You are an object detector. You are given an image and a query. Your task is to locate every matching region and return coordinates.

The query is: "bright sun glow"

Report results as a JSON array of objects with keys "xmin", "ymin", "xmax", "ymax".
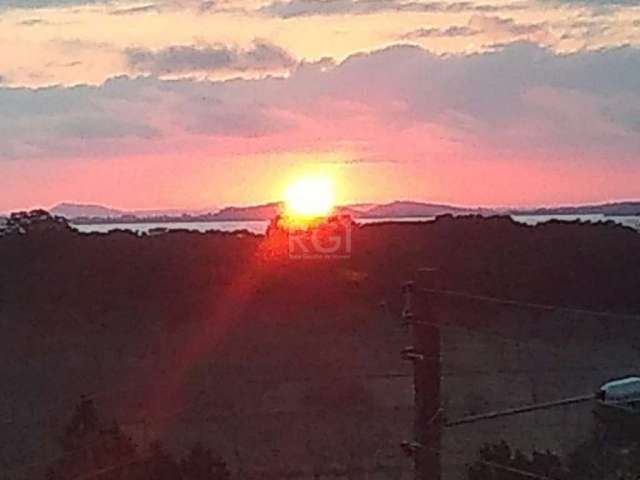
[{"xmin": 283, "ymin": 176, "xmax": 336, "ymax": 219}]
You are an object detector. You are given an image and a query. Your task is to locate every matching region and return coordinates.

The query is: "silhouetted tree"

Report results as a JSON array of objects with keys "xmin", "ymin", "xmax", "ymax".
[
  {"xmin": 469, "ymin": 421, "xmax": 640, "ymax": 480},
  {"xmin": 566, "ymin": 424, "xmax": 640, "ymax": 480},
  {"xmin": 44, "ymin": 398, "xmax": 231, "ymax": 480},
  {"xmin": 143, "ymin": 441, "xmax": 181, "ymax": 480},
  {"xmin": 46, "ymin": 397, "xmax": 137, "ymax": 480},
  {"xmin": 61, "ymin": 396, "xmax": 101, "ymax": 452},
  {"xmin": 181, "ymin": 442, "xmax": 231, "ymax": 480},
  {"xmin": 6, "ymin": 210, "xmax": 71, "ymax": 236},
  {"xmin": 468, "ymin": 440, "xmax": 569, "ymax": 480}
]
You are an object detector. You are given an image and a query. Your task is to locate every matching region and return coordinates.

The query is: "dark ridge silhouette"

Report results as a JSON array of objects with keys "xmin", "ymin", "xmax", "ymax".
[
  {"xmin": 517, "ymin": 201, "xmax": 640, "ymax": 216},
  {"xmin": 363, "ymin": 200, "xmax": 478, "ymax": 218},
  {"xmin": 45, "ymin": 199, "xmax": 640, "ymax": 225},
  {"xmin": 2, "ymin": 211, "xmax": 640, "ymax": 325}
]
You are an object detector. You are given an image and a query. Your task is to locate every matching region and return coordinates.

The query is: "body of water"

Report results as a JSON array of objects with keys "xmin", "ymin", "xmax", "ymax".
[
  {"xmin": 72, "ymin": 220, "xmax": 271, "ymax": 235},
  {"xmin": 71, "ymin": 214, "xmax": 640, "ymax": 235}
]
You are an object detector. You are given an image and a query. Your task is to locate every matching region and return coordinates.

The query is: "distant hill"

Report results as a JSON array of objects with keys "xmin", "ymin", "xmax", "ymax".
[
  {"xmin": 344, "ymin": 203, "xmax": 379, "ymax": 213},
  {"xmin": 45, "ymin": 200, "xmax": 640, "ymax": 223},
  {"xmin": 362, "ymin": 201, "xmax": 477, "ymax": 218},
  {"xmin": 210, "ymin": 203, "xmax": 366, "ymax": 221},
  {"xmin": 516, "ymin": 202, "xmax": 640, "ymax": 216},
  {"xmin": 51, "ymin": 203, "xmax": 217, "ymax": 219},
  {"xmin": 51, "ymin": 203, "xmax": 124, "ymax": 219},
  {"xmin": 213, "ymin": 203, "xmax": 282, "ymax": 221},
  {"xmin": 209, "ymin": 202, "xmax": 472, "ymax": 221}
]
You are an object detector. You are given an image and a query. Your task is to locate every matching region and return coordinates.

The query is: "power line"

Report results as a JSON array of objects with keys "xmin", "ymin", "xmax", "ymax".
[
  {"xmin": 3, "ymin": 420, "xmax": 148, "ymax": 477},
  {"xmin": 2, "ymin": 371, "xmax": 413, "ymax": 435},
  {"xmin": 70, "ymin": 456, "xmax": 147, "ymax": 480},
  {"xmin": 4, "ymin": 370, "xmax": 415, "ymax": 477},
  {"xmin": 9, "ymin": 287, "xmax": 636, "ymax": 479},
  {"xmin": 444, "ymin": 394, "xmax": 596, "ymax": 427},
  {"xmin": 411, "ymin": 317, "xmax": 607, "ymax": 370},
  {"xmin": 418, "ymin": 287, "xmax": 640, "ymax": 321},
  {"xmin": 402, "ymin": 283, "xmax": 619, "ymax": 480}
]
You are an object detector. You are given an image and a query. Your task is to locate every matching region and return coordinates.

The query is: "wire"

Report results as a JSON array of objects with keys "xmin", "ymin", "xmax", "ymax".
[
  {"xmin": 409, "ymin": 312, "xmax": 640, "ymax": 383},
  {"xmin": 418, "ymin": 287, "xmax": 640, "ymax": 320},
  {"xmin": 2, "ymin": 371, "xmax": 413, "ymax": 436},
  {"xmin": 10, "ymin": 287, "xmax": 637, "ymax": 478},
  {"xmin": 4, "ymin": 370, "xmax": 415, "ymax": 477},
  {"xmin": 411, "ymin": 317, "xmax": 596, "ymax": 367},
  {"xmin": 444, "ymin": 394, "xmax": 596, "ymax": 427},
  {"xmin": 402, "ymin": 287, "xmax": 627, "ymax": 479},
  {"xmin": 3, "ymin": 422, "xmax": 146, "ymax": 477},
  {"xmin": 404, "ymin": 287, "xmax": 640, "ymax": 402},
  {"xmin": 70, "ymin": 457, "xmax": 147, "ymax": 480}
]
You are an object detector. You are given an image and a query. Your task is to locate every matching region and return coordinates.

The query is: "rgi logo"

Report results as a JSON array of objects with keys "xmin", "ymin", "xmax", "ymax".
[{"xmin": 288, "ymin": 216, "xmax": 352, "ymax": 259}]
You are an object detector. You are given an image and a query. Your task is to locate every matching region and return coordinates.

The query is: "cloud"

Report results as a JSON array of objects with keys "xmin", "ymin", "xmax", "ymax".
[
  {"xmin": 1, "ymin": 42, "xmax": 639, "ymax": 170},
  {"xmin": 468, "ymin": 14, "xmax": 547, "ymax": 39},
  {"xmin": 18, "ymin": 18, "xmax": 48, "ymax": 25},
  {"xmin": 125, "ymin": 41, "xmax": 297, "ymax": 76},
  {"xmin": 0, "ymin": 0, "xmax": 246, "ymax": 14},
  {"xmin": 402, "ymin": 15, "xmax": 548, "ymax": 44},
  {"xmin": 550, "ymin": 0, "xmax": 639, "ymax": 4},
  {"xmin": 110, "ymin": 3, "xmax": 159, "ymax": 15},
  {"xmin": 0, "ymin": 78, "xmax": 161, "ymax": 159},
  {"xmin": 260, "ymin": 0, "xmax": 525, "ymax": 18},
  {"xmin": 0, "ymin": 0, "xmax": 105, "ymax": 9},
  {"xmin": 402, "ymin": 25, "xmax": 477, "ymax": 39}
]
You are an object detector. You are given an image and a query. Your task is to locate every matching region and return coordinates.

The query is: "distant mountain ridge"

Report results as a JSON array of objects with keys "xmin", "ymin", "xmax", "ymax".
[
  {"xmin": 364, "ymin": 200, "xmax": 481, "ymax": 218},
  {"xmin": 50, "ymin": 203, "xmax": 217, "ymax": 220},
  {"xmin": 516, "ymin": 202, "xmax": 640, "ymax": 216},
  {"xmin": 50, "ymin": 200, "xmax": 478, "ymax": 223},
  {"xmin": 214, "ymin": 203, "xmax": 281, "ymax": 221},
  {"xmin": 47, "ymin": 200, "xmax": 640, "ymax": 224},
  {"xmin": 51, "ymin": 203, "xmax": 125, "ymax": 218}
]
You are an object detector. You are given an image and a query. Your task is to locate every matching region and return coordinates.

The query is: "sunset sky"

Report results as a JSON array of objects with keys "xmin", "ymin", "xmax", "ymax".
[{"xmin": 1, "ymin": 0, "xmax": 640, "ymax": 212}]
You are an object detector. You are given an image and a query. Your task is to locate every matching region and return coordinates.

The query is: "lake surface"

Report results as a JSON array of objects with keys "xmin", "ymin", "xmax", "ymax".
[
  {"xmin": 72, "ymin": 214, "xmax": 640, "ymax": 235},
  {"xmin": 73, "ymin": 220, "xmax": 271, "ymax": 235}
]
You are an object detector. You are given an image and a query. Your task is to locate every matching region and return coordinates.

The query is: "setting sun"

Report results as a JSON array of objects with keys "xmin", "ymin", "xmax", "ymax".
[{"xmin": 283, "ymin": 176, "xmax": 336, "ymax": 219}]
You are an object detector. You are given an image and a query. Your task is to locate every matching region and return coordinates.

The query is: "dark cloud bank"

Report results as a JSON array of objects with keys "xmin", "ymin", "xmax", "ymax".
[{"xmin": 125, "ymin": 41, "xmax": 297, "ymax": 75}]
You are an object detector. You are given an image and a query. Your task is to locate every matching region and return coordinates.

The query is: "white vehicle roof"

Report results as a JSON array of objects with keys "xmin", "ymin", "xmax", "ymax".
[{"xmin": 600, "ymin": 377, "xmax": 640, "ymax": 401}]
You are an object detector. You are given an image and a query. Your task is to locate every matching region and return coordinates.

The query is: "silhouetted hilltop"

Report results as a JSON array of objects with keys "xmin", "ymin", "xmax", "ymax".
[
  {"xmin": 363, "ymin": 201, "xmax": 478, "ymax": 218},
  {"xmin": 51, "ymin": 202, "xmax": 125, "ymax": 219},
  {"xmin": 50, "ymin": 202, "xmax": 218, "ymax": 222},
  {"xmin": 213, "ymin": 202, "xmax": 282, "ymax": 221},
  {"xmin": 516, "ymin": 201, "xmax": 640, "ymax": 216},
  {"xmin": 49, "ymin": 200, "xmax": 484, "ymax": 223},
  {"xmin": 44, "ymin": 200, "xmax": 640, "ymax": 225}
]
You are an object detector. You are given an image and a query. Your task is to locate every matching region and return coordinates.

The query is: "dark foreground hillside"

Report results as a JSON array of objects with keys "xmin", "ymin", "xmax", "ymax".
[
  {"xmin": 3, "ymin": 215, "xmax": 640, "ymax": 317},
  {"xmin": 1, "ymin": 215, "xmax": 639, "ymax": 479}
]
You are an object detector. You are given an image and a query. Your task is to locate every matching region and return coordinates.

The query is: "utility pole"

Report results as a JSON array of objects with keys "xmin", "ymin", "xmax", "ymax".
[{"xmin": 401, "ymin": 281, "xmax": 441, "ymax": 480}]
